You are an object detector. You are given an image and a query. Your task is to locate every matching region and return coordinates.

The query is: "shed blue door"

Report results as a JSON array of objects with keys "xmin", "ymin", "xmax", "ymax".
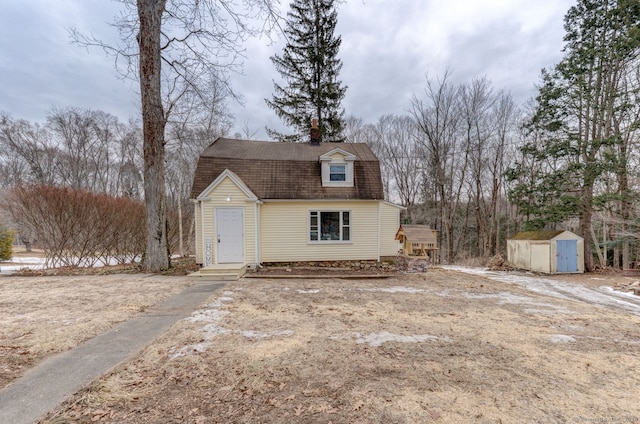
[{"xmin": 556, "ymin": 240, "xmax": 578, "ymax": 272}]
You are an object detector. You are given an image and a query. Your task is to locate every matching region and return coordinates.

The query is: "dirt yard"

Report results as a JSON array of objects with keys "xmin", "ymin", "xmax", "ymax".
[
  {"xmin": 19, "ymin": 268, "xmax": 638, "ymax": 423},
  {"xmin": 0, "ymin": 274, "xmax": 191, "ymax": 389}
]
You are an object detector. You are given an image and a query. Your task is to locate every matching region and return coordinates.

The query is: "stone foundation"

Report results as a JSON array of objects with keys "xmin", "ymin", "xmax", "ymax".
[
  {"xmin": 261, "ymin": 260, "xmax": 396, "ymax": 272},
  {"xmin": 396, "ymin": 255, "xmax": 429, "ymax": 273}
]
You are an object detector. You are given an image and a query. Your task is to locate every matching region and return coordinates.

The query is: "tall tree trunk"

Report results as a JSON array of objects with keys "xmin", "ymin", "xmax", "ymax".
[
  {"xmin": 590, "ymin": 224, "xmax": 605, "ymax": 268},
  {"xmin": 618, "ymin": 142, "xmax": 631, "ymax": 270},
  {"xmin": 580, "ymin": 185, "xmax": 594, "ymax": 272},
  {"xmin": 178, "ymin": 199, "xmax": 184, "ymax": 257},
  {"xmin": 138, "ymin": 0, "xmax": 169, "ymax": 271}
]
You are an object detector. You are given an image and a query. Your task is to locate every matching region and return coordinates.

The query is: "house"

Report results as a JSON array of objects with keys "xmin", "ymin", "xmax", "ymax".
[
  {"xmin": 507, "ymin": 230, "xmax": 584, "ymax": 274},
  {"xmin": 189, "ymin": 137, "xmax": 402, "ymax": 279}
]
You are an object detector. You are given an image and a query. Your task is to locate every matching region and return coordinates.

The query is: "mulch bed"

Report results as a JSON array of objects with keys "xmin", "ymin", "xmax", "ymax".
[
  {"xmin": 247, "ymin": 262, "xmax": 400, "ymax": 279},
  {"xmin": 7, "ymin": 257, "xmax": 201, "ymax": 277}
]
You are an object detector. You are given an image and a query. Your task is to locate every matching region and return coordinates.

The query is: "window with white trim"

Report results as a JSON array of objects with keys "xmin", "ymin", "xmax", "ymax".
[
  {"xmin": 320, "ymin": 149, "xmax": 355, "ymax": 187},
  {"xmin": 309, "ymin": 210, "xmax": 351, "ymax": 242}
]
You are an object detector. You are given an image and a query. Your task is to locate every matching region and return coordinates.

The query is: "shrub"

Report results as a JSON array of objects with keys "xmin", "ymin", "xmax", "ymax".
[
  {"xmin": 6, "ymin": 185, "xmax": 145, "ymax": 267},
  {"xmin": 0, "ymin": 226, "xmax": 15, "ymax": 261}
]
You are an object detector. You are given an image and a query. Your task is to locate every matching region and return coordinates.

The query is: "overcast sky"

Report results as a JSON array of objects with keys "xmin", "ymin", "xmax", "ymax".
[{"xmin": 0, "ymin": 0, "xmax": 575, "ymax": 139}]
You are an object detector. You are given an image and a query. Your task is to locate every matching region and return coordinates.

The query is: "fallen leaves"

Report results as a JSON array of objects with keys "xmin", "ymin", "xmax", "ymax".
[
  {"xmin": 34, "ymin": 272, "xmax": 640, "ymax": 423},
  {"xmin": 352, "ymin": 400, "xmax": 365, "ymax": 411}
]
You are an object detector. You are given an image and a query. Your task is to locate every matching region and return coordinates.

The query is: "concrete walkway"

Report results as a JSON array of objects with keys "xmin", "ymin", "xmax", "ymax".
[{"xmin": 0, "ymin": 280, "xmax": 225, "ymax": 424}]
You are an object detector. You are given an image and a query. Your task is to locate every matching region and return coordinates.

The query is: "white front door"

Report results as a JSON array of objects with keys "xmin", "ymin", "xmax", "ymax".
[{"xmin": 216, "ymin": 208, "xmax": 244, "ymax": 263}]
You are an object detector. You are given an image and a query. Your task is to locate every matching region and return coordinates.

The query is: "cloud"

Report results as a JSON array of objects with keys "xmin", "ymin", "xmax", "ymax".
[
  {"xmin": 0, "ymin": 0, "xmax": 138, "ymax": 122},
  {"xmin": 0, "ymin": 0, "xmax": 575, "ymax": 139}
]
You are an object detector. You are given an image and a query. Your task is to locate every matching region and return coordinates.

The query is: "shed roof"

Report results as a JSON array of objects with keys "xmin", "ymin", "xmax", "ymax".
[
  {"xmin": 190, "ymin": 138, "xmax": 384, "ymax": 200},
  {"xmin": 395, "ymin": 224, "xmax": 438, "ymax": 245},
  {"xmin": 509, "ymin": 230, "xmax": 567, "ymax": 241}
]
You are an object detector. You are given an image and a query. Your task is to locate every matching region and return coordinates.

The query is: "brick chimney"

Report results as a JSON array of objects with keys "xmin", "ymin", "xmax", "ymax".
[{"xmin": 310, "ymin": 118, "xmax": 321, "ymax": 145}]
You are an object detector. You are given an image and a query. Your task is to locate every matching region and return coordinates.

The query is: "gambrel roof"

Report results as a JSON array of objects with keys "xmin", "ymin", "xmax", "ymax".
[{"xmin": 190, "ymin": 138, "xmax": 384, "ymax": 200}]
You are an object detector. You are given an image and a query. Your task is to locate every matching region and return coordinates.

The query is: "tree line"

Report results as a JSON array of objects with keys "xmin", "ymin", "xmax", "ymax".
[
  {"xmin": 2, "ymin": 0, "xmax": 639, "ymax": 271},
  {"xmin": 342, "ymin": 1, "xmax": 640, "ymax": 270},
  {"xmin": 341, "ymin": 74, "xmax": 520, "ymax": 265},
  {"xmin": 0, "ymin": 104, "xmax": 229, "ymax": 260}
]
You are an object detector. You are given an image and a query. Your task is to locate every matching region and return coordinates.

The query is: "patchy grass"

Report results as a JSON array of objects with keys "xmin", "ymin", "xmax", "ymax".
[
  {"xmin": 0, "ymin": 274, "xmax": 191, "ymax": 388},
  {"xmin": 39, "ymin": 269, "xmax": 640, "ymax": 423}
]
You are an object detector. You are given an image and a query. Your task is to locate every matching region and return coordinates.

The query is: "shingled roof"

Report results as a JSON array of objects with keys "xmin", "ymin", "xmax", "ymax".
[
  {"xmin": 190, "ymin": 138, "xmax": 384, "ymax": 200},
  {"xmin": 509, "ymin": 230, "xmax": 566, "ymax": 241},
  {"xmin": 395, "ymin": 225, "xmax": 438, "ymax": 247}
]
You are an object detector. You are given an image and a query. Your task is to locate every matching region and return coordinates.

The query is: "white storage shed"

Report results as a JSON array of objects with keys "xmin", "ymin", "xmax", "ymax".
[{"xmin": 507, "ymin": 230, "xmax": 584, "ymax": 274}]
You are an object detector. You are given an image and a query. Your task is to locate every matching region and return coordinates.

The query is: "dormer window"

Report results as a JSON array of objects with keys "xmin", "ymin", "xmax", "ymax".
[
  {"xmin": 320, "ymin": 148, "xmax": 356, "ymax": 187},
  {"xmin": 330, "ymin": 164, "xmax": 346, "ymax": 181}
]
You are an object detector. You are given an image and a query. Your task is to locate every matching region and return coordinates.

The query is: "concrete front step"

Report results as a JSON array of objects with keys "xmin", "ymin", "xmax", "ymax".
[{"xmin": 188, "ymin": 264, "xmax": 247, "ymax": 281}]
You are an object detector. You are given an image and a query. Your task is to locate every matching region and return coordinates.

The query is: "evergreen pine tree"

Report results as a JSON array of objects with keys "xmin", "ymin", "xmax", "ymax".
[
  {"xmin": 506, "ymin": 0, "xmax": 640, "ymax": 270},
  {"xmin": 0, "ymin": 226, "xmax": 14, "ymax": 262},
  {"xmin": 266, "ymin": 0, "xmax": 347, "ymax": 142}
]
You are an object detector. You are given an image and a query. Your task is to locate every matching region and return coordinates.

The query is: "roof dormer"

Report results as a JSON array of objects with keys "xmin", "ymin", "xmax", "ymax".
[{"xmin": 320, "ymin": 148, "xmax": 356, "ymax": 187}]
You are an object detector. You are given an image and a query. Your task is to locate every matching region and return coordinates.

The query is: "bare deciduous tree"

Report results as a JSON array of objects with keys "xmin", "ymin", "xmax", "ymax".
[
  {"xmin": 411, "ymin": 72, "xmax": 465, "ymax": 263},
  {"xmin": 71, "ymin": 0, "xmax": 280, "ymax": 271},
  {"xmin": 165, "ymin": 75, "xmax": 233, "ymax": 256},
  {"xmin": 0, "ymin": 113, "xmax": 57, "ymax": 185},
  {"xmin": 371, "ymin": 115, "xmax": 423, "ymax": 219}
]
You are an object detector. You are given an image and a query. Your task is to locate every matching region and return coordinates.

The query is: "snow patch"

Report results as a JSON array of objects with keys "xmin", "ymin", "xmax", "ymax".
[
  {"xmin": 171, "ymin": 293, "xmax": 293, "ymax": 359},
  {"xmin": 296, "ymin": 289, "xmax": 321, "ymax": 294},
  {"xmin": 524, "ymin": 308, "xmax": 562, "ymax": 315},
  {"xmin": 201, "ymin": 323, "xmax": 232, "ymax": 338},
  {"xmin": 5, "ymin": 256, "xmax": 45, "ymax": 264},
  {"xmin": 462, "ymin": 291, "xmax": 571, "ymax": 314},
  {"xmin": 549, "ymin": 334, "xmax": 576, "ymax": 343},
  {"xmin": 47, "ymin": 318, "xmax": 76, "ymax": 326},
  {"xmin": 354, "ymin": 331, "xmax": 449, "ymax": 347},
  {"xmin": 186, "ymin": 296, "xmax": 233, "ymax": 324},
  {"xmin": 599, "ymin": 285, "xmax": 640, "ymax": 300},
  {"xmin": 178, "ymin": 342, "xmax": 214, "ymax": 355},
  {"xmin": 187, "ymin": 308, "xmax": 229, "ymax": 323},
  {"xmin": 443, "ymin": 266, "xmax": 640, "ymax": 316},
  {"xmin": 0, "ymin": 257, "xmax": 46, "ymax": 274},
  {"xmin": 358, "ymin": 286, "xmax": 424, "ymax": 294},
  {"xmin": 240, "ymin": 330, "xmax": 294, "ymax": 339},
  {"xmin": 615, "ymin": 339, "xmax": 640, "ymax": 345},
  {"xmin": 0, "ymin": 255, "xmax": 148, "ymax": 274}
]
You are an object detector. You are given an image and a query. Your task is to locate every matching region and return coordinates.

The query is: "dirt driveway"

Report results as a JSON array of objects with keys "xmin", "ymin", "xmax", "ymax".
[{"xmin": 18, "ymin": 268, "xmax": 637, "ymax": 423}]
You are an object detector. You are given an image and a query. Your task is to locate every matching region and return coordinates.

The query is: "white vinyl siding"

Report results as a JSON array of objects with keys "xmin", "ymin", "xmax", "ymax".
[
  {"xmin": 195, "ymin": 176, "xmax": 402, "ymax": 265},
  {"xmin": 261, "ymin": 201, "xmax": 379, "ymax": 262},
  {"xmin": 197, "ymin": 176, "xmax": 256, "ymax": 265},
  {"xmin": 379, "ymin": 202, "xmax": 402, "ymax": 257},
  {"xmin": 194, "ymin": 203, "xmax": 203, "ymax": 264}
]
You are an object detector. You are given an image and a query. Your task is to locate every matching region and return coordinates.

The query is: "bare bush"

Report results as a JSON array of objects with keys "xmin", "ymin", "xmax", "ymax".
[{"xmin": 7, "ymin": 185, "xmax": 145, "ymax": 268}]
